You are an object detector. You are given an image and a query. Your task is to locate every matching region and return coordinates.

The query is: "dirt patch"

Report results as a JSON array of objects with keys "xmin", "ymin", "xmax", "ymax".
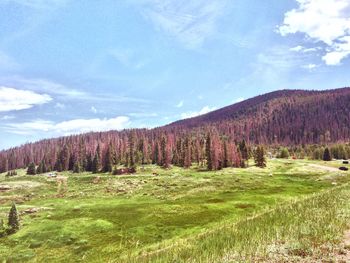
[
  {"xmin": 0, "ymin": 181, "xmax": 43, "ymax": 190},
  {"xmin": 308, "ymin": 164, "xmax": 340, "ymax": 172}
]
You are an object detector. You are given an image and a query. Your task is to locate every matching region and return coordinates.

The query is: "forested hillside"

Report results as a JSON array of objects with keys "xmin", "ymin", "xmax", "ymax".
[
  {"xmin": 168, "ymin": 88, "xmax": 350, "ymax": 145},
  {"xmin": 1, "ymin": 88, "xmax": 350, "ymax": 173}
]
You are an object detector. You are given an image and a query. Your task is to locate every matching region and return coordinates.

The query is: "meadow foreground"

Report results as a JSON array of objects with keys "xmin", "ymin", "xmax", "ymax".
[{"xmin": 1, "ymin": 159, "xmax": 350, "ymax": 262}]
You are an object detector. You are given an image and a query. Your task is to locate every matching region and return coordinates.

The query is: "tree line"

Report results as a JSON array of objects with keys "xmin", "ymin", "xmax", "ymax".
[{"xmin": 0, "ymin": 128, "xmax": 260, "ymax": 174}]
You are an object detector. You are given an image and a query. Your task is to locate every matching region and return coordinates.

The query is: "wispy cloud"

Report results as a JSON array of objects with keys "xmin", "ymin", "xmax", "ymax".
[
  {"xmin": 0, "ymin": 86, "xmax": 52, "ymax": 112},
  {"xmin": 4, "ymin": 116, "xmax": 130, "ymax": 136},
  {"xmin": 278, "ymin": 0, "xmax": 350, "ymax": 65},
  {"xmin": 0, "ymin": 76, "xmax": 149, "ymax": 104},
  {"xmin": 301, "ymin": 63, "xmax": 318, "ymax": 70},
  {"xmin": 0, "ymin": 76, "xmax": 86, "ymax": 98},
  {"xmin": 90, "ymin": 106, "xmax": 98, "ymax": 114},
  {"xmin": 233, "ymin": 97, "xmax": 245, "ymax": 103},
  {"xmin": 54, "ymin": 102, "xmax": 65, "ymax": 109},
  {"xmin": 181, "ymin": 105, "xmax": 216, "ymax": 119},
  {"xmin": 138, "ymin": 0, "xmax": 229, "ymax": 49},
  {"xmin": 0, "ymin": 115, "xmax": 15, "ymax": 120},
  {"xmin": 289, "ymin": 45, "xmax": 320, "ymax": 53},
  {"xmin": 176, "ymin": 100, "xmax": 184, "ymax": 108}
]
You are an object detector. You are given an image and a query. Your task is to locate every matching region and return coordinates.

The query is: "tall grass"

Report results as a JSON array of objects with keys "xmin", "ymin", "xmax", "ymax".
[{"xmin": 130, "ymin": 184, "xmax": 350, "ymax": 262}]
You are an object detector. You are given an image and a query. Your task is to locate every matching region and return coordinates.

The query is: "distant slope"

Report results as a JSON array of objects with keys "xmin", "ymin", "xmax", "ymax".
[{"xmin": 167, "ymin": 88, "xmax": 350, "ymax": 144}]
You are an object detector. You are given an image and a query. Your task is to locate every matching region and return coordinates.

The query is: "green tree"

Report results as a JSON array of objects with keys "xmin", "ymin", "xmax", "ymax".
[
  {"xmin": 73, "ymin": 162, "xmax": 81, "ymax": 173},
  {"xmin": 103, "ymin": 144, "xmax": 113, "ymax": 173},
  {"xmin": 279, "ymin": 147, "xmax": 290, "ymax": 158},
  {"xmin": 7, "ymin": 203, "xmax": 19, "ymax": 234},
  {"xmin": 323, "ymin": 147, "xmax": 331, "ymax": 161},
  {"xmin": 27, "ymin": 162, "xmax": 36, "ymax": 175},
  {"xmin": 91, "ymin": 154, "xmax": 101, "ymax": 173},
  {"xmin": 254, "ymin": 146, "xmax": 266, "ymax": 168}
]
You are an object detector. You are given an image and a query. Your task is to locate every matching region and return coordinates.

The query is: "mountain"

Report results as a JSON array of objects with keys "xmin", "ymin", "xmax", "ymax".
[
  {"xmin": 167, "ymin": 88, "xmax": 350, "ymax": 144},
  {"xmin": 1, "ymin": 88, "xmax": 350, "ymax": 172}
]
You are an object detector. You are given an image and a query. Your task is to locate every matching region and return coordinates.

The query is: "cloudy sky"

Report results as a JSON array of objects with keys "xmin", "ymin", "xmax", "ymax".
[{"xmin": 0, "ymin": 0, "xmax": 349, "ymax": 149}]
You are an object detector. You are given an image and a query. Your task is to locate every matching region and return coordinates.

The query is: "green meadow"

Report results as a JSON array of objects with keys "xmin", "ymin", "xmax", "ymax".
[{"xmin": 1, "ymin": 159, "xmax": 350, "ymax": 262}]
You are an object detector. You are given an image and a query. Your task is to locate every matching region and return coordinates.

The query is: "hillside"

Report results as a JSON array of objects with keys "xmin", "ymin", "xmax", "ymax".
[
  {"xmin": 1, "ymin": 88, "xmax": 350, "ymax": 172},
  {"xmin": 167, "ymin": 88, "xmax": 350, "ymax": 144}
]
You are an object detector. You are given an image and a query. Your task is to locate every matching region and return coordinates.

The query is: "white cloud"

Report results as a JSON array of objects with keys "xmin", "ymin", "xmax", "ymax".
[
  {"xmin": 0, "ymin": 115, "xmax": 15, "ymax": 120},
  {"xmin": 181, "ymin": 106, "xmax": 216, "ymax": 119},
  {"xmin": 19, "ymin": 78, "xmax": 85, "ymax": 97},
  {"xmin": 4, "ymin": 116, "xmax": 130, "ymax": 136},
  {"xmin": 289, "ymin": 45, "xmax": 319, "ymax": 53},
  {"xmin": 128, "ymin": 112, "xmax": 158, "ymax": 117},
  {"xmin": 54, "ymin": 102, "xmax": 65, "ymax": 109},
  {"xmin": 90, "ymin": 106, "xmax": 98, "ymax": 114},
  {"xmin": 0, "ymin": 87, "xmax": 52, "ymax": 112},
  {"xmin": 176, "ymin": 100, "xmax": 184, "ymax": 108},
  {"xmin": 233, "ymin": 97, "xmax": 245, "ymax": 103},
  {"xmin": 139, "ymin": 0, "xmax": 229, "ymax": 48},
  {"xmin": 278, "ymin": 0, "xmax": 350, "ymax": 65},
  {"xmin": 302, "ymin": 63, "xmax": 318, "ymax": 70}
]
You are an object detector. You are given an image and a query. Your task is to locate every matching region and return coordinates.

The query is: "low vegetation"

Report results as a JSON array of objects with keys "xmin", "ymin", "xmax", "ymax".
[{"xmin": 0, "ymin": 158, "xmax": 349, "ymax": 262}]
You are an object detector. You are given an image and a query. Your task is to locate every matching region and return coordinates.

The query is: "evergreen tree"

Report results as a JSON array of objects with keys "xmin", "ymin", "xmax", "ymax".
[
  {"xmin": 205, "ymin": 133, "xmax": 212, "ymax": 170},
  {"xmin": 58, "ymin": 145, "xmax": 70, "ymax": 171},
  {"xmin": 103, "ymin": 144, "xmax": 113, "ymax": 173},
  {"xmin": 183, "ymin": 137, "xmax": 191, "ymax": 168},
  {"xmin": 85, "ymin": 153, "xmax": 93, "ymax": 172},
  {"xmin": 323, "ymin": 147, "xmax": 331, "ymax": 161},
  {"xmin": 73, "ymin": 162, "xmax": 81, "ymax": 173},
  {"xmin": 128, "ymin": 131, "xmax": 136, "ymax": 167},
  {"xmin": 254, "ymin": 146, "xmax": 266, "ymax": 168},
  {"xmin": 161, "ymin": 136, "xmax": 170, "ymax": 168},
  {"xmin": 279, "ymin": 147, "xmax": 290, "ymax": 158},
  {"xmin": 91, "ymin": 153, "xmax": 101, "ymax": 173},
  {"xmin": 7, "ymin": 202, "xmax": 19, "ymax": 234},
  {"xmin": 239, "ymin": 139, "xmax": 249, "ymax": 167},
  {"xmin": 27, "ymin": 162, "xmax": 36, "ymax": 175}
]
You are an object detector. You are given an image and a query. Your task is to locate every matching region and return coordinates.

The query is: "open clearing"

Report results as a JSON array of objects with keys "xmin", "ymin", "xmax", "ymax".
[{"xmin": 0, "ymin": 159, "xmax": 350, "ymax": 262}]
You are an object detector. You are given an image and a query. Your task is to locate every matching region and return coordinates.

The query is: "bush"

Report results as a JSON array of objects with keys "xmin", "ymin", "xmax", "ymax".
[{"xmin": 278, "ymin": 147, "xmax": 290, "ymax": 158}]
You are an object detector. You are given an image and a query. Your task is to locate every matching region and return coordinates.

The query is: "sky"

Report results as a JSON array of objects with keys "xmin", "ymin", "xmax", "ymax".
[{"xmin": 0, "ymin": 0, "xmax": 350, "ymax": 150}]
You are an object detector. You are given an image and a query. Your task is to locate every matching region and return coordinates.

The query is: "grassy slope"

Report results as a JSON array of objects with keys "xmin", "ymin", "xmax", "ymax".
[{"xmin": 0, "ymin": 159, "xmax": 349, "ymax": 262}]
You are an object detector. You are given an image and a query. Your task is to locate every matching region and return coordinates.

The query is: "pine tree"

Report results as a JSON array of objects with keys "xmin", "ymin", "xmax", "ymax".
[
  {"xmin": 223, "ymin": 140, "xmax": 229, "ymax": 168},
  {"xmin": 161, "ymin": 136, "xmax": 170, "ymax": 168},
  {"xmin": 7, "ymin": 202, "xmax": 19, "ymax": 234},
  {"xmin": 73, "ymin": 162, "xmax": 81, "ymax": 173},
  {"xmin": 254, "ymin": 146, "xmax": 266, "ymax": 168},
  {"xmin": 85, "ymin": 153, "xmax": 93, "ymax": 172},
  {"xmin": 183, "ymin": 137, "xmax": 191, "ymax": 168},
  {"xmin": 91, "ymin": 153, "xmax": 101, "ymax": 173},
  {"xmin": 27, "ymin": 162, "xmax": 36, "ymax": 175},
  {"xmin": 103, "ymin": 144, "xmax": 113, "ymax": 173},
  {"xmin": 58, "ymin": 145, "xmax": 70, "ymax": 171},
  {"xmin": 205, "ymin": 133, "xmax": 212, "ymax": 170},
  {"xmin": 128, "ymin": 131, "xmax": 136, "ymax": 168},
  {"xmin": 323, "ymin": 147, "xmax": 331, "ymax": 161},
  {"xmin": 239, "ymin": 139, "xmax": 249, "ymax": 167}
]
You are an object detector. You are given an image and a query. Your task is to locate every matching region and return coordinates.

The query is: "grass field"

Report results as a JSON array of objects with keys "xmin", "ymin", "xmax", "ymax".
[{"xmin": 0, "ymin": 159, "xmax": 350, "ymax": 262}]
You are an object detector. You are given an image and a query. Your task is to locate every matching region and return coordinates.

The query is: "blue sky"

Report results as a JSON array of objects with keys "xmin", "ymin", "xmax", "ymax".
[{"xmin": 0, "ymin": 0, "xmax": 350, "ymax": 149}]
